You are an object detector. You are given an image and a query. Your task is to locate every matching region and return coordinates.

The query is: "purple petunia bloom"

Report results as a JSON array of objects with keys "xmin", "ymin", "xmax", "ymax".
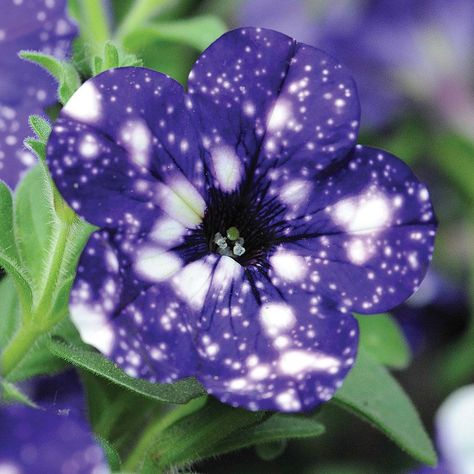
[
  {"xmin": 237, "ymin": 0, "xmax": 474, "ymax": 131},
  {"xmin": 411, "ymin": 384, "xmax": 474, "ymax": 474},
  {"xmin": 393, "ymin": 269, "xmax": 468, "ymax": 354},
  {"xmin": 46, "ymin": 28, "xmax": 436, "ymax": 412},
  {"xmin": 0, "ymin": 372, "xmax": 108, "ymax": 474},
  {"xmin": 0, "ymin": 0, "xmax": 77, "ymax": 188}
]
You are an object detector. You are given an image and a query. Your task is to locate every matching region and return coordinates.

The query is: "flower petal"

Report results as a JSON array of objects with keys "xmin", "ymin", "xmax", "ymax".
[
  {"xmin": 70, "ymin": 230, "xmax": 198, "ymax": 382},
  {"xmin": 47, "ymin": 67, "xmax": 206, "ymax": 230},
  {"xmin": 188, "ymin": 27, "xmax": 360, "ymax": 191},
  {"xmin": 0, "ymin": 372, "xmax": 107, "ymax": 474},
  {"xmin": 0, "ymin": 0, "xmax": 77, "ymax": 187},
  {"xmin": 189, "ymin": 256, "xmax": 358, "ymax": 412},
  {"xmin": 277, "ymin": 145, "xmax": 437, "ymax": 313}
]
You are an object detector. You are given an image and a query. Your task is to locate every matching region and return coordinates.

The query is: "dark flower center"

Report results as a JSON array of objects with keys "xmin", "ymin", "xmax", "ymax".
[
  {"xmin": 176, "ymin": 183, "xmax": 287, "ymax": 268},
  {"xmin": 203, "ymin": 186, "xmax": 287, "ymax": 267}
]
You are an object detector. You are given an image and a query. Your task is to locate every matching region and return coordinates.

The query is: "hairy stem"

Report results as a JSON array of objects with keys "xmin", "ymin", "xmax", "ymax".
[
  {"xmin": 0, "ymin": 219, "xmax": 73, "ymax": 378},
  {"xmin": 123, "ymin": 397, "xmax": 206, "ymax": 472},
  {"xmin": 0, "ymin": 321, "xmax": 38, "ymax": 377}
]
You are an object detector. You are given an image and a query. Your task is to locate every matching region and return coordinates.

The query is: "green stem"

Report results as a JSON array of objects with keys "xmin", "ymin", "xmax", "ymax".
[
  {"xmin": 1, "ymin": 321, "xmax": 38, "ymax": 377},
  {"xmin": 79, "ymin": 0, "xmax": 111, "ymax": 56},
  {"xmin": 0, "ymin": 219, "xmax": 73, "ymax": 378},
  {"xmin": 123, "ymin": 397, "xmax": 206, "ymax": 472},
  {"xmin": 114, "ymin": 0, "xmax": 168, "ymax": 43},
  {"xmin": 33, "ymin": 220, "xmax": 72, "ymax": 323}
]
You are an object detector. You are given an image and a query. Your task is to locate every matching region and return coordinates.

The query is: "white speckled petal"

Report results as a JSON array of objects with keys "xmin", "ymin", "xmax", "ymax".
[
  {"xmin": 47, "ymin": 67, "xmax": 206, "ymax": 231},
  {"xmin": 276, "ymin": 145, "xmax": 437, "ymax": 313},
  {"xmin": 188, "ymin": 27, "xmax": 360, "ymax": 191}
]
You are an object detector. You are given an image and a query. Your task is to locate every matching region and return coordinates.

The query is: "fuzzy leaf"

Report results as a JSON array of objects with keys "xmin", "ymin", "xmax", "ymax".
[
  {"xmin": 1, "ymin": 380, "xmax": 37, "ymax": 408},
  {"xmin": 142, "ymin": 398, "xmax": 268, "ymax": 471},
  {"xmin": 103, "ymin": 42, "xmax": 120, "ymax": 70},
  {"xmin": 96, "ymin": 436, "xmax": 122, "ymax": 472},
  {"xmin": 28, "ymin": 115, "xmax": 52, "ymax": 143},
  {"xmin": 19, "ymin": 51, "xmax": 81, "ymax": 104},
  {"xmin": 356, "ymin": 313, "xmax": 411, "ymax": 369},
  {"xmin": 200, "ymin": 414, "xmax": 324, "ymax": 460},
  {"xmin": 0, "ymin": 181, "xmax": 33, "ymax": 310},
  {"xmin": 0, "ymin": 277, "xmax": 20, "ymax": 349},
  {"xmin": 47, "ymin": 337, "xmax": 206, "ymax": 404},
  {"xmin": 333, "ymin": 349, "xmax": 437, "ymax": 466},
  {"xmin": 19, "ymin": 50, "xmax": 64, "ymax": 81},
  {"xmin": 24, "ymin": 138, "xmax": 46, "ymax": 161},
  {"xmin": 6, "ymin": 319, "xmax": 78, "ymax": 382},
  {"xmin": 14, "ymin": 165, "xmax": 57, "ymax": 289}
]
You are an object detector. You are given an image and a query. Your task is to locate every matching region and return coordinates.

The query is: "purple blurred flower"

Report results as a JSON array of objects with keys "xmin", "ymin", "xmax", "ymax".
[
  {"xmin": 412, "ymin": 384, "xmax": 474, "ymax": 474},
  {"xmin": 0, "ymin": 372, "xmax": 108, "ymax": 474},
  {"xmin": 393, "ymin": 269, "xmax": 468, "ymax": 353},
  {"xmin": 47, "ymin": 28, "xmax": 436, "ymax": 412},
  {"xmin": 237, "ymin": 0, "xmax": 474, "ymax": 132},
  {"xmin": 0, "ymin": 0, "xmax": 77, "ymax": 188}
]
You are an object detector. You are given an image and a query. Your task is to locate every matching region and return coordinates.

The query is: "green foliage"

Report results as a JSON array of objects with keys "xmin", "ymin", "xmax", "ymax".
[
  {"xmin": 332, "ymin": 349, "xmax": 437, "ymax": 466},
  {"xmin": 0, "ymin": 123, "xmax": 94, "ymax": 380},
  {"xmin": 255, "ymin": 440, "xmax": 287, "ymax": 461},
  {"xmin": 14, "ymin": 165, "xmax": 56, "ymax": 289},
  {"xmin": 1, "ymin": 379, "xmax": 37, "ymax": 408},
  {"xmin": 0, "ymin": 277, "xmax": 20, "ymax": 349},
  {"xmin": 206, "ymin": 415, "xmax": 324, "ymax": 460},
  {"xmin": 139, "ymin": 398, "xmax": 268, "ymax": 472},
  {"xmin": 47, "ymin": 337, "xmax": 206, "ymax": 404},
  {"xmin": 19, "ymin": 51, "xmax": 81, "ymax": 104},
  {"xmin": 90, "ymin": 42, "xmax": 143, "ymax": 76},
  {"xmin": 95, "ymin": 436, "xmax": 122, "ymax": 472},
  {"xmin": 124, "ymin": 15, "xmax": 228, "ymax": 52},
  {"xmin": 0, "ymin": 182, "xmax": 33, "ymax": 311},
  {"xmin": 431, "ymin": 132, "xmax": 474, "ymax": 203},
  {"xmin": 29, "ymin": 115, "xmax": 52, "ymax": 143},
  {"xmin": 356, "ymin": 313, "xmax": 411, "ymax": 369}
]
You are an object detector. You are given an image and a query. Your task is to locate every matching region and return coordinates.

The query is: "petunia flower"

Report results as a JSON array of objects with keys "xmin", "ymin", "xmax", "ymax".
[
  {"xmin": 237, "ymin": 0, "xmax": 474, "ymax": 132},
  {"xmin": 0, "ymin": 0, "xmax": 77, "ymax": 188},
  {"xmin": 46, "ymin": 27, "xmax": 436, "ymax": 412},
  {"xmin": 411, "ymin": 384, "xmax": 474, "ymax": 474},
  {"xmin": 392, "ymin": 269, "xmax": 468, "ymax": 354},
  {"xmin": 0, "ymin": 372, "xmax": 108, "ymax": 474}
]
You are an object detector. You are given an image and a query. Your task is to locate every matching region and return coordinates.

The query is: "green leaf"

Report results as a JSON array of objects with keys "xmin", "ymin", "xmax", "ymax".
[
  {"xmin": 124, "ymin": 15, "xmax": 227, "ymax": 52},
  {"xmin": 142, "ymin": 398, "xmax": 268, "ymax": 471},
  {"xmin": 356, "ymin": 313, "xmax": 411, "ymax": 369},
  {"xmin": 19, "ymin": 51, "xmax": 81, "ymax": 104},
  {"xmin": 6, "ymin": 319, "xmax": 78, "ymax": 382},
  {"xmin": 103, "ymin": 42, "xmax": 120, "ymax": 70},
  {"xmin": 14, "ymin": 165, "xmax": 57, "ymax": 289},
  {"xmin": 255, "ymin": 440, "xmax": 287, "ymax": 461},
  {"xmin": 91, "ymin": 42, "xmax": 143, "ymax": 76},
  {"xmin": 1, "ymin": 379, "xmax": 37, "ymax": 408},
  {"xmin": 0, "ymin": 276, "xmax": 20, "ymax": 349},
  {"xmin": 333, "ymin": 349, "xmax": 437, "ymax": 466},
  {"xmin": 431, "ymin": 132, "xmax": 474, "ymax": 203},
  {"xmin": 19, "ymin": 50, "xmax": 64, "ymax": 81},
  {"xmin": 57, "ymin": 62, "xmax": 82, "ymax": 104},
  {"xmin": 201, "ymin": 414, "xmax": 325, "ymax": 460},
  {"xmin": 24, "ymin": 138, "xmax": 46, "ymax": 161},
  {"xmin": 47, "ymin": 337, "xmax": 206, "ymax": 403},
  {"xmin": 96, "ymin": 436, "xmax": 122, "ymax": 472},
  {"xmin": 0, "ymin": 181, "xmax": 33, "ymax": 310},
  {"xmin": 28, "ymin": 115, "xmax": 51, "ymax": 143}
]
